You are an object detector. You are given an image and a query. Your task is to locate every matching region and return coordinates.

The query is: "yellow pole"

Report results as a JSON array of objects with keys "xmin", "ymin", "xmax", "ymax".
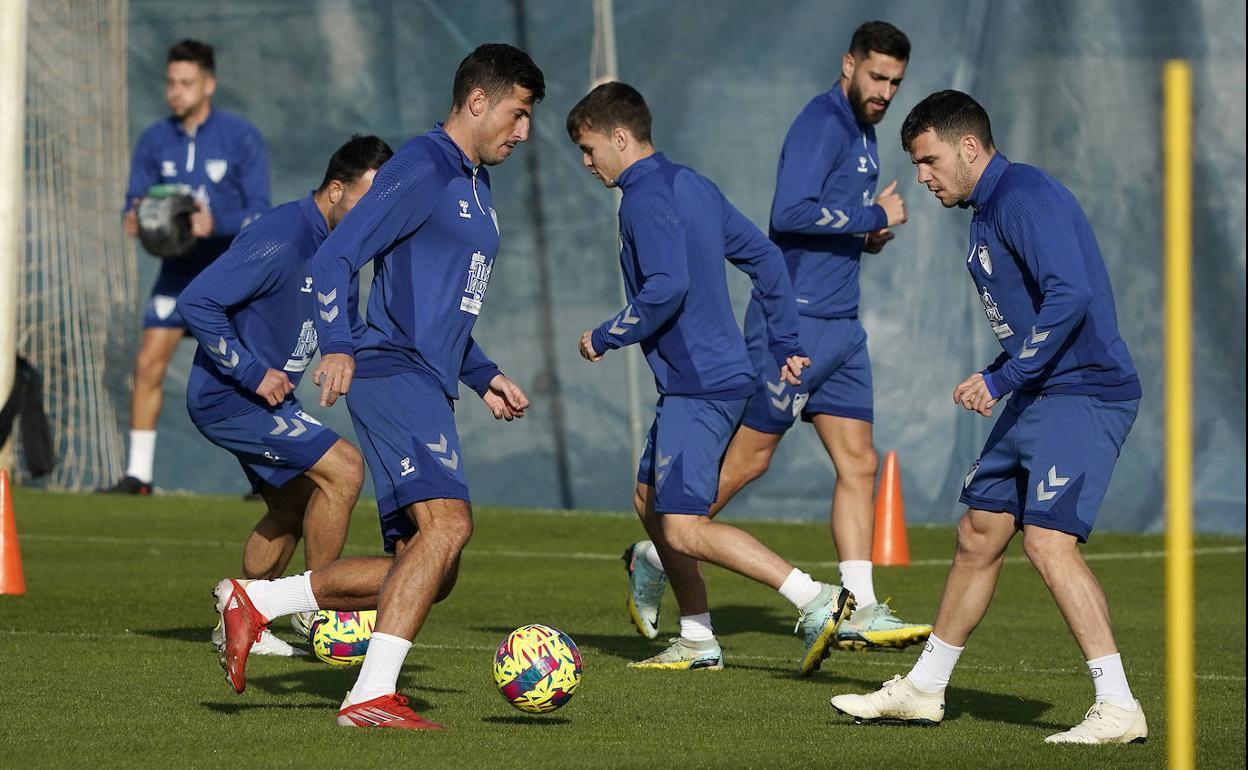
[{"xmin": 1163, "ymin": 59, "xmax": 1194, "ymax": 770}]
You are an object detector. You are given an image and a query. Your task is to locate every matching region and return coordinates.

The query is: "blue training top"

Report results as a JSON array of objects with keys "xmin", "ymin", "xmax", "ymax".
[
  {"xmin": 590, "ymin": 152, "xmax": 804, "ymax": 399},
  {"xmin": 126, "ymin": 108, "xmax": 271, "ymax": 274},
  {"xmin": 966, "ymin": 153, "xmax": 1141, "ymax": 401},
  {"xmin": 181, "ymin": 193, "xmax": 327, "ymax": 423},
  {"xmin": 769, "ymin": 84, "xmax": 889, "ymax": 319},
  {"xmin": 311, "ymin": 125, "xmax": 501, "ymax": 400}
]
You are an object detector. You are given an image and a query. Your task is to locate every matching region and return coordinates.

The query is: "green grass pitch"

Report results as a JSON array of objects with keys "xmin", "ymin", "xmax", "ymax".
[{"xmin": 1, "ymin": 489, "xmax": 1243, "ymax": 768}]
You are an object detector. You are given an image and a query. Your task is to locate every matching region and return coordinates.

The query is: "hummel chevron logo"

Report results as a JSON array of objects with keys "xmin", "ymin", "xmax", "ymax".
[
  {"xmin": 765, "ymin": 380, "xmax": 786, "ymax": 396},
  {"xmin": 270, "ymin": 416, "xmax": 307, "ymax": 437},
  {"xmin": 317, "ymin": 289, "xmax": 339, "ymax": 322},
  {"xmin": 1019, "ymin": 326, "xmax": 1050, "ymax": 359},
  {"xmin": 656, "ymin": 451, "xmax": 673, "ymax": 484},
  {"xmin": 425, "ymin": 434, "xmax": 459, "ymax": 470},
  {"xmin": 1035, "ymin": 465, "xmax": 1069, "ymax": 501},
  {"xmin": 608, "ymin": 304, "xmax": 641, "ymax": 335},
  {"xmin": 770, "ymin": 392, "xmax": 791, "ymax": 411},
  {"xmin": 212, "ymin": 337, "xmax": 239, "ymax": 368},
  {"xmin": 816, "ymin": 207, "xmax": 849, "ymax": 228}
]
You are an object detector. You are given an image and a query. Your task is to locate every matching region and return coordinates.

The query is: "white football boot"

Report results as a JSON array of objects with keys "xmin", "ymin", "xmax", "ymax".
[
  {"xmin": 1044, "ymin": 700, "xmax": 1148, "ymax": 744},
  {"xmin": 829, "ymin": 674, "xmax": 945, "ymax": 725}
]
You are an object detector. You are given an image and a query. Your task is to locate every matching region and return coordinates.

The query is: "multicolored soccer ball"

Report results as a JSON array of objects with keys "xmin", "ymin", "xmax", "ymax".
[
  {"xmin": 308, "ymin": 610, "xmax": 376, "ymax": 667},
  {"xmin": 493, "ymin": 624, "xmax": 582, "ymax": 713}
]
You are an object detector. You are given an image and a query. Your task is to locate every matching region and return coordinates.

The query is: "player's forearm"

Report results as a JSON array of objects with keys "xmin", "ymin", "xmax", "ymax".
[
  {"xmin": 770, "ymin": 198, "xmax": 887, "ymax": 236},
  {"xmin": 591, "ymin": 279, "xmax": 685, "ymax": 353}
]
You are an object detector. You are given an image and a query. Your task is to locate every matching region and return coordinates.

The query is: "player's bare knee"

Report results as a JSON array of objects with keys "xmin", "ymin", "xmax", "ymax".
[
  {"xmin": 660, "ymin": 515, "xmax": 702, "ymax": 558},
  {"xmin": 1022, "ymin": 531, "xmax": 1074, "ymax": 578},
  {"xmin": 838, "ymin": 447, "xmax": 877, "ymax": 483},
  {"xmin": 955, "ymin": 514, "xmax": 995, "ymax": 564},
  {"xmin": 134, "ymin": 349, "xmax": 170, "ymax": 387},
  {"xmin": 437, "ymin": 509, "xmax": 474, "ymax": 551}
]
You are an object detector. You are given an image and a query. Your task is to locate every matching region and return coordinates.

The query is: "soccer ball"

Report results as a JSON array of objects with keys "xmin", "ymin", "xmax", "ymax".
[
  {"xmin": 308, "ymin": 610, "xmax": 376, "ymax": 666},
  {"xmin": 493, "ymin": 624, "xmax": 582, "ymax": 714}
]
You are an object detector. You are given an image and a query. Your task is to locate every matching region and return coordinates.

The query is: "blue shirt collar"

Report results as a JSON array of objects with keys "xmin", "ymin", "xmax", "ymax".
[
  {"xmin": 616, "ymin": 152, "xmax": 664, "ymax": 190},
  {"xmin": 168, "ymin": 106, "xmax": 216, "ymax": 137},
  {"xmin": 431, "ymin": 123, "xmax": 478, "ymax": 173},
  {"xmin": 299, "ymin": 191, "xmax": 329, "ymax": 240},
  {"xmin": 965, "ymin": 152, "xmax": 1010, "ymax": 210}
]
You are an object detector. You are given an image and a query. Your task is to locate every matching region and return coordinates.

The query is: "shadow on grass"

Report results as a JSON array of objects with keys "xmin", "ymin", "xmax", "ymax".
[
  {"xmin": 137, "ymin": 626, "xmax": 217, "ymax": 644},
  {"xmin": 201, "ymin": 701, "xmax": 328, "ymax": 715},
  {"xmin": 707, "ymin": 604, "xmax": 793, "ymax": 637},
  {"xmin": 481, "ymin": 715, "xmax": 571, "ymax": 726}
]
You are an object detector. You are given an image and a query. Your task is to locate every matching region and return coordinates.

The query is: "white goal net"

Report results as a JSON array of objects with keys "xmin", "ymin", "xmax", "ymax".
[{"xmin": 17, "ymin": 0, "xmax": 137, "ymax": 489}]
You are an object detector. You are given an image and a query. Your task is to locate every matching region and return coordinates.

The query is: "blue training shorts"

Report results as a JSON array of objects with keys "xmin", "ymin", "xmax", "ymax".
[
  {"xmin": 142, "ymin": 265, "xmax": 203, "ymax": 330},
  {"xmin": 959, "ymin": 393, "xmax": 1139, "ymax": 542},
  {"xmin": 346, "ymin": 370, "xmax": 469, "ymax": 553},
  {"xmin": 637, "ymin": 395, "xmax": 748, "ymax": 516},
  {"xmin": 192, "ymin": 398, "xmax": 339, "ymax": 494},
  {"xmin": 740, "ymin": 300, "xmax": 873, "ymax": 434}
]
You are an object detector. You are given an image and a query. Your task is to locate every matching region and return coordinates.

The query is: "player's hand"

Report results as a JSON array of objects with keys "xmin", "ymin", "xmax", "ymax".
[
  {"xmin": 952, "ymin": 372, "xmax": 997, "ymax": 417},
  {"xmin": 780, "ymin": 354, "xmax": 810, "ymax": 386},
  {"xmin": 313, "ymin": 352, "xmax": 355, "ymax": 407},
  {"xmin": 255, "ymin": 368, "xmax": 295, "ymax": 407},
  {"xmin": 863, "ymin": 227, "xmax": 894, "ymax": 254},
  {"xmin": 876, "ymin": 180, "xmax": 907, "ymax": 227},
  {"xmin": 483, "ymin": 374, "xmax": 529, "ymax": 421},
  {"xmin": 190, "ymin": 200, "xmax": 214, "ymax": 238},
  {"xmin": 579, "ymin": 330, "xmax": 603, "ymax": 362},
  {"xmin": 123, "ymin": 198, "xmax": 140, "ymax": 238}
]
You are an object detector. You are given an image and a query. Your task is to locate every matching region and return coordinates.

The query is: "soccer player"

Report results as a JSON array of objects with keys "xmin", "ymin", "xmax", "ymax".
[
  {"xmin": 830, "ymin": 90, "xmax": 1147, "ymax": 745},
  {"xmin": 212, "ymin": 44, "xmax": 544, "ymax": 731},
  {"xmin": 569, "ymin": 81, "xmax": 855, "ymax": 676},
  {"xmin": 624, "ymin": 21, "xmax": 930, "ymax": 652},
  {"xmin": 180, "ymin": 135, "xmax": 391, "ymax": 656},
  {"xmin": 103, "ymin": 39, "xmax": 270, "ymax": 495}
]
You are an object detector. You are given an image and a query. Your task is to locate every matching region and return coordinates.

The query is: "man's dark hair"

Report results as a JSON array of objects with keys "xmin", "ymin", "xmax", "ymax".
[
  {"xmin": 451, "ymin": 43, "xmax": 545, "ymax": 108},
  {"xmin": 849, "ymin": 21, "xmax": 910, "ymax": 62},
  {"xmin": 167, "ymin": 39, "xmax": 215, "ymax": 74},
  {"xmin": 901, "ymin": 89, "xmax": 995, "ymax": 153},
  {"xmin": 565, "ymin": 81, "xmax": 652, "ymax": 144},
  {"xmin": 318, "ymin": 134, "xmax": 394, "ymax": 190}
]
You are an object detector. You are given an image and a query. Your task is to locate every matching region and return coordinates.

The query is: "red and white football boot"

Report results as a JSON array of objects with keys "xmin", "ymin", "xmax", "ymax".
[
  {"xmin": 337, "ymin": 692, "xmax": 446, "ymax": 730},
  {"xmin": 212, "ymin": 578, "xmax": 270, "ymax": 693}
]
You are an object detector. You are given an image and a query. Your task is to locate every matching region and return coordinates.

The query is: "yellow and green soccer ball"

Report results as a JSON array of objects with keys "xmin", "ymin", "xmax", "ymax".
[
  {"xmin": 308, "ymin": 610, "xmax": 376, "ymax": 666},
  {"xmin": 493, "ymin": 624, "xmax": 582, "ymax": 713}
]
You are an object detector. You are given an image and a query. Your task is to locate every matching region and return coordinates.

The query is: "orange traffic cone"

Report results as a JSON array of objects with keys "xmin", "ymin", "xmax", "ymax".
[
  {"xmin": 871, "ymin": 451, "xmax": 910, "ymax": 566},
  {"xmin": 0, "ymin": 469, "xmax": 26, "ymax": 595}
]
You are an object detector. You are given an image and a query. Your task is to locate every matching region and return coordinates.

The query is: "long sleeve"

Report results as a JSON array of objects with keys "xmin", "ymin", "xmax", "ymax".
[
  {"xmin": 984, "ymin": 190, "xmax": 1093, "ymax": 399},
  {"xmin": 124, "ymin": 130, "xmax": 160, "ymax": 215},
  {"xmin": 591, "ymin": 204, "xmax": 689, "ymax": 355},
  {"xmin": 722, "ymin": 199, "xmax": 804, "ymax": 367},
  {"xmin": 460, "ymin": 336, "xmax": 501, "ymax": 397},
  {"xmin": 769, "ymin": 115, "xmax": 887, "ymax": 236},
  {"xmin": 179, "ymin": 237, "xmax": 284, "ymax": 392},
  {"xmin": 212, "ymin": 124, "xmax": 271, "ymax": 235},
  {"xmin": 312, "ymin": 159, "xmax": 438, "ymax": 355}
]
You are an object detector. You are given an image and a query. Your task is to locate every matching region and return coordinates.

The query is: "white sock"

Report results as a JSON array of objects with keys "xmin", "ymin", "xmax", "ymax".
[
  {"xmin": 680, "ymin": 612, "xmax": 715, "ymax": 642},
  {"xmin": 778, "ymin": 568, "xmax": 822, "ymax": 609},
  {"xmin": 245, "ymin": 571, "xmax": 318, "ymax": 620},
  {"xmin": 907, "ymin": 633, "xmax": 964, "ymax": 694},
  {"xmin": 838, "ymin": 560, "xmax": 877, "ymax": 607},
  {"xmin": 126, "ymin": 430, "xmax": 157, "ymax": 482},
  {"xmin": 349, "ymin": 632, "xmax": 412, "ymax": 704},
  {"xmin": 1087, "ymin": 653, "xmax": 1136, "ymax": 709},
  {"xmin": 642, "ymin": 541, "xmax": 665, "ymax": 572}
]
